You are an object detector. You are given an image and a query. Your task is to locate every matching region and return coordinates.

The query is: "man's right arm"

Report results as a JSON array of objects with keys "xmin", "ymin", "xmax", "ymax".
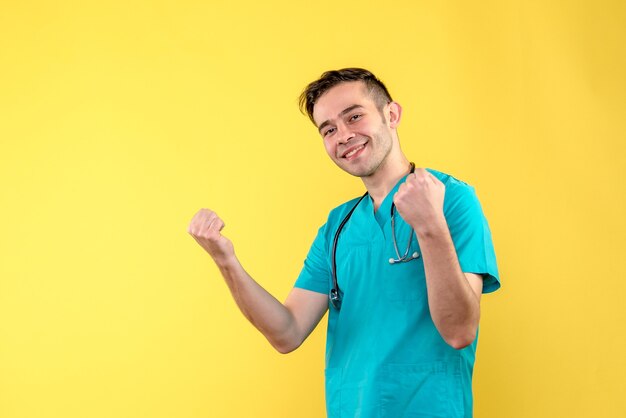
[{"xmin": 188, "ymin": 208, "xmax": 328, "ymax": 354}]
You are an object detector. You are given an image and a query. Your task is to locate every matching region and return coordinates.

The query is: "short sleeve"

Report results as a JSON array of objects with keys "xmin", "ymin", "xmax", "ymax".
[
  {"xmin": 444, "ymin": 180, "xmax": 501, "ymax": 293},
  {"xmin": 294, "ymin": 223, "xmax": 332, "ymax": 295}
]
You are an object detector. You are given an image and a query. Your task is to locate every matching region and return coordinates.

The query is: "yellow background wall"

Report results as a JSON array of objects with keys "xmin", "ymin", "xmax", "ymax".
[{"xmin": 1, "ymin": 1, "xmax": 624, "ymax": 417}]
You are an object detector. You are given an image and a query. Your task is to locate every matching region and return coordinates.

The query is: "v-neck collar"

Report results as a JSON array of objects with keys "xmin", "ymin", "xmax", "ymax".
[{"xmin": 367, "ymin": 172, "xmax": 413, "ymax": 229}]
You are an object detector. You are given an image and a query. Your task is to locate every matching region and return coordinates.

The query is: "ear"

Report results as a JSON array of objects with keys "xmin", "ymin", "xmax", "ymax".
[{"xmin": 387, "ymin": 101, "xmax": 402, "ymax": 129}]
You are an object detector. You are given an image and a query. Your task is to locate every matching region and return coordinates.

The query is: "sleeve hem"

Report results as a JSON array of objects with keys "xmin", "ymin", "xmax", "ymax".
[
  {"xmin": 293, "ymin": 282, "xmax": 329, "ymax": 295},
  {"xmin": 462, "ymin": 269, "xmax": 501, "ymax": 294}
]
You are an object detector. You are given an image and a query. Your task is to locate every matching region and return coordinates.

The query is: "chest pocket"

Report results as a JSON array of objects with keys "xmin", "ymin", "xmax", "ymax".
[{"xmin": 334, "ymin": 243, "xmax": 375, "ymax": 299}]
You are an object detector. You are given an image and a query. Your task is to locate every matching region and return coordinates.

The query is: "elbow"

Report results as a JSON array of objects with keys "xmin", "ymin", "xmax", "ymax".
[
  {"xmin": 271, "ymin": 337, "xmax": 303, "ymax": 355},
  {"xmin": 443, "ymin": 327, "xmax": 478, "ymax": 350},
  {"xmin": 265, "ymin": 314, "xmax": 307, "ymax": 354},
  {"xmin": 446, "ymin": 335, "xmax": 475, "ymax": 350},
  {"xmin": 438, "ymin": 311, "xmax": 480, "ymax": 350},
  {"xmin": 274, "ymin": 343, "xmax": 297, "ymax": 354},
  {"xmin": 441, "ymin": 325, "xmax": 478, "ymax": 350}
]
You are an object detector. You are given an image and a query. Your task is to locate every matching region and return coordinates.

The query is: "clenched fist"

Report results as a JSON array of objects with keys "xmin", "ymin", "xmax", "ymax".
[
  {"xmin": 188, "ymin": 209, "xmax": 235, "ymax": 264},
  {"xmin": 393, "ymin": 168, "xmax": 447, "ymax": 236}
]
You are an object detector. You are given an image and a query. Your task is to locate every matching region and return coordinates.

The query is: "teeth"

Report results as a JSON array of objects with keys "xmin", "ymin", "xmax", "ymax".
[{"xmin": 345, "ymin": 145, "xmax": 364, "ymax": 158}]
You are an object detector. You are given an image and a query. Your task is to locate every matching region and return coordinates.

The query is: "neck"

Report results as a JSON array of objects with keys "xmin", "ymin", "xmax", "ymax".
[{"xmin": 362, "ymin": 153, "xmax": 411, "ymax": 211}]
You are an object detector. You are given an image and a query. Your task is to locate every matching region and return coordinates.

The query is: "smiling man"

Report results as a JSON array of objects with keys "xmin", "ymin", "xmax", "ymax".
[{"xmin": 188, "ymin": 68, "xmax": 500, "ymax": 417}]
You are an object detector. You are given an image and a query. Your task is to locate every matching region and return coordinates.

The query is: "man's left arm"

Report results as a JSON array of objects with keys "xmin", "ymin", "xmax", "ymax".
[
  {"xmin": 413, "ymin": 226, "xmax": 483, "ymax": 349},
  {"xmin": 394, "ymin": 168, "xmax": 487, "ymax": 349}
]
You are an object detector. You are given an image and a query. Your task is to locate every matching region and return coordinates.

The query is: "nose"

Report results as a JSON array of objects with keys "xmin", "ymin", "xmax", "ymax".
[{"xmin": 336, "ymin": 122, "xmax": 355, "ymax": 144}]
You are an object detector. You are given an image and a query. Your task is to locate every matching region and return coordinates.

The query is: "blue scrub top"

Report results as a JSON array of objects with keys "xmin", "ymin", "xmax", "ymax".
[{"xmin": 295, "ymin": 169, "xmax": 500, "ymax": 418}]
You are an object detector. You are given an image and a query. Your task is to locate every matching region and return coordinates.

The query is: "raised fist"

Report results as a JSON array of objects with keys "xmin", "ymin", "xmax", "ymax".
[
  {"xmin": 393, "ymin": 168, "xmax": 446, "ymax": 235},
  {"xmin": 188, "ymin": 209, "xmax": 235, "ymax": 264}
]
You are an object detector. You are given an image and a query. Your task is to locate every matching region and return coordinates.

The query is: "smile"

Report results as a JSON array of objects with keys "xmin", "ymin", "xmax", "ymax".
[{"xmin": 342, "ymin": 143, "xmax": 367, "ymax": 160}]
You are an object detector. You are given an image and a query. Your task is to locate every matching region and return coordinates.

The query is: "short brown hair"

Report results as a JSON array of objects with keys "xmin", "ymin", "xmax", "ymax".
[{"xmin": 299, "ymin": 68, "xmax": 393, "ymax": 125}]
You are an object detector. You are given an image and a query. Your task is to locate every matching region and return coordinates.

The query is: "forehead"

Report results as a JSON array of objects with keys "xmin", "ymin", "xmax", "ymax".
[{"xmin": 312, "ymin": 81, "xmax": 374, "ymax": 126}]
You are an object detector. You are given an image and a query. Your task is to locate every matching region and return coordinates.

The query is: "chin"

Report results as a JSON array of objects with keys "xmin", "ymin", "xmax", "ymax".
[{"xmin": 337, "ymin": 161, "xmax": 376, "ymax": 178}]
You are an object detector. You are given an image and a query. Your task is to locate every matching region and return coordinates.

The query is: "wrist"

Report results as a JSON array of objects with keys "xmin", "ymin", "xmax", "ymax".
[
  {"xmin": 413, "ymin": 215, "xmax": 448, "ymax": 240},
  {"xmin": 214, "ymin": 253, "xmax": 239, "ymax": 271}
]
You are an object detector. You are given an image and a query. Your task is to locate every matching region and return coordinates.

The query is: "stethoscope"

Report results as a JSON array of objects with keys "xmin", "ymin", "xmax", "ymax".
[{"xmin": 329, "ymin": 162, "xmax": 420, "ymax": 310}]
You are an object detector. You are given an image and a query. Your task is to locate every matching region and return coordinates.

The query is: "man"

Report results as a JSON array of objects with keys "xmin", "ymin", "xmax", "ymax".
[{"xmin": 188, "ymin": 68, "xmax": 500, "ymax": 417}]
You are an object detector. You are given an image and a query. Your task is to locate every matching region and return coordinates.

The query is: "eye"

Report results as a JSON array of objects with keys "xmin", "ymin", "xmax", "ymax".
[
  {"xmin": 323, "ymin": 127, "xmax": 336, "ymax": 137},
  {"xmin": 349, "ymin": 114, "xmax": 362, "ymax": 122}
]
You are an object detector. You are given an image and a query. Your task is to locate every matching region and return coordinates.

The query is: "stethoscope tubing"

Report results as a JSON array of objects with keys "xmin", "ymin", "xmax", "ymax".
[{"xmin": 330, "ymin": 163, "xmax": 418, "ymax": 309}]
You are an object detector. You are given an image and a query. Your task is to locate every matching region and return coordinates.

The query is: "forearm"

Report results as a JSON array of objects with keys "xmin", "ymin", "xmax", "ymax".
[
  {"xmin": 416, "ymin": 222, "xmax": 480, "ymax": 349},
  {"xmin": 187, "ymin": 208, "xmax": 323, "ymax": 354},
  {"xmin": 214, "ymin": 255, "xmax": 301, "ymax": 353}
]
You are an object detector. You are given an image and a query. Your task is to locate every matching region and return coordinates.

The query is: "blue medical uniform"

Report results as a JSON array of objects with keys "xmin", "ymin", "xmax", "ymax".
[{"xmin": 294, "ymin": 169, "xmax": 500, "ymax": 418}]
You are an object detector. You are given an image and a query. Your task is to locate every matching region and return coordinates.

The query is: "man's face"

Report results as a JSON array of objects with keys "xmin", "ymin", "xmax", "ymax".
[{"xmin": 312, "ymin": 81, "xmax": 395, "ymax": 178}]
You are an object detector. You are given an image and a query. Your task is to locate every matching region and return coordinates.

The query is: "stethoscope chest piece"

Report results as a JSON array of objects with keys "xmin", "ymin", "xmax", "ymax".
[
  {"xmin": 329, "ymin": 287, "xmax": 343, "ymax": 310},
  {"xmin": 388, "ymin": 251, "xmax": 420, "ymax": 264}
]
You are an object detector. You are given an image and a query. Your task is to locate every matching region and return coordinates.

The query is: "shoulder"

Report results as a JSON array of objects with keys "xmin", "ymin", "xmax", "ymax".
[
  {"xmin": 327, "ymin": 194, "xmax": 367, "ymax": 224},
  {"xmin": 426, "ymin": 168, "xmax": 474, "ymax": 190},
  {"xmin": 426, "ymin": 168, "xmax": 481, "ymax": 212},
  {"xmin": 313, "ymin": 193, "xmax": 368, "ymax": 243}
]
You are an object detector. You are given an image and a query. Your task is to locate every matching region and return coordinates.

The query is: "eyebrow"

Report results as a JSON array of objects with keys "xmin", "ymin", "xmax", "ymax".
[{"xmin": 317, "ymin": 104, "xmax": 365, "ymax": 133}]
